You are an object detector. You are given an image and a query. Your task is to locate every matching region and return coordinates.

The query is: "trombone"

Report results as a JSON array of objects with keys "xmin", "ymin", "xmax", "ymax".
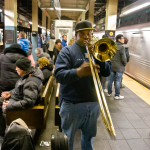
[{"xmin": 85, "ymin": 36, "xmax": 117, "ymax": 136}]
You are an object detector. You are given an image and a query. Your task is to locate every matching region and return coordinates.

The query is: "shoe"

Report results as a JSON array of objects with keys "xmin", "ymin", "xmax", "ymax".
[
  {"xmin": 104, "ymin": 89, "xmax": 108, "ymax": 93},
  {"xmin": 121, "ymin": 85, "xmax": 125, "ymax": 88},
  {"xmin": 107, "ymin": 93, "xmax": 111, "ymax": 97},
  {"xmin": 115, "ymin": 95, "xmax": 124, "ymax": 100}
]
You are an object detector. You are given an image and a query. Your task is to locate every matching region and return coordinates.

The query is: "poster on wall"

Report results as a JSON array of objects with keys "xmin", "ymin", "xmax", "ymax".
[{"xmin": 59, "ymin": 29, "xmax": 69, "ymax": 42}]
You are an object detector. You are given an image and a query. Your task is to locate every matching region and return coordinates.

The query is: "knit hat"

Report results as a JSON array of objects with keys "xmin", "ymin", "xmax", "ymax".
[
  {"xmin": 38, "ymin": 57, "xmax": 50, "ymax": 68},
  {"xmin": 16, "ymin": 57, "xmax": 31, "ymax": 71},
  {"xmin": 10, "ymin": 43, "xmax": 21, "ymax": 49}
]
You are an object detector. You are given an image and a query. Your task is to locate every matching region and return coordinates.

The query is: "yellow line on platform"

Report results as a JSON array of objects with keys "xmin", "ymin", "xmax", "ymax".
[{"xmin": 122, "ymin": 74, "xmax": 150, "ymax": 105}]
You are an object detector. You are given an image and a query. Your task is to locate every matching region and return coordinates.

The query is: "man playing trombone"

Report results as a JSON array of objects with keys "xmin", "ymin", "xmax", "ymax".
[{"xmin": 54, "ymin": 20, "xmax": 111, "ymax": 150}]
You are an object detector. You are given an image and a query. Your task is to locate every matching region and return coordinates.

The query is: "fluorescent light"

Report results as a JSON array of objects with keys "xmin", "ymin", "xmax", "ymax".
[
  {"xmin": 123, "ymin": 3, "xmax": 150, "ymax": 15},
  {"xmin": 126, "ymin": 29, "xmax": 139, "ymax": 32},
  {"xmin": 0, "ymin": 9, "xmax": 2, "ymax": 12},
  {"xmin": 29, "ymin": 21, "xmax": 32, "ymax": 24},
  {"xmin": 48, "ymin": 7, "xmax": 85, "ymax": 11},
  {"xmin": 141, "ymin": 28, "xmax": 150, "ymax": 31},
  {"xmin": 93, "ymin": 24, "xmax": 96, "ymax": 27}
]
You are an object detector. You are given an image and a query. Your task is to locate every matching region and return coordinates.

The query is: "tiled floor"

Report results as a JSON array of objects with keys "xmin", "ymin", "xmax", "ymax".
[{"xmin": 1, "ymin": 78, "xmax": 150, "ymax": 150}]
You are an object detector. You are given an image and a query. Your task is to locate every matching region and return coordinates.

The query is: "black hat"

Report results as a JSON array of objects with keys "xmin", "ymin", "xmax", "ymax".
[
  {"xmin": 10, "ymin": 44, "xmax": 21, "ymax": 49},
  {"xmin": 16, "ymin": 57, "xmax": 31, "ymax": 71},
  {"xmin": 75, "ymin": 20, "xmax": 95, "ymax": 32}
]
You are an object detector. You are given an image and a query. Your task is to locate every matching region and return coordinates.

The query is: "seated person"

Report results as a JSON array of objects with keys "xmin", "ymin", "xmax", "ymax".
[
  {"xmin": 0, "ymin": 57, "xmax": 44, "ymax": 135},
  {"xmin": 35, "ymin": 47, "xmax": 54, "ymax": 67},
  {"xmin": 38, "ymin": 57, "xmax": 53, "ymax": 86}
]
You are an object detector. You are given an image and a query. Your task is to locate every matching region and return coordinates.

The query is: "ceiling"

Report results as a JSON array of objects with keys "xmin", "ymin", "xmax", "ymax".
[{"xmin": 0, "ymin": 0, "xmax": 139, "ymax": 25}]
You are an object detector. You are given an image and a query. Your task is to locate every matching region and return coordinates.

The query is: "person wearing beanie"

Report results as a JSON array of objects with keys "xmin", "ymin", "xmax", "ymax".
[
  {"xmin": 0, "ymin": 43, "xmax": 28, "ymax": 95},
  {"xmin": 38, "ymin": 57, "xmax": 53, "ymax": 85},
  {"xmin": 0, "ymin": 57, "xmax": 44, "ymax": 136},
  {"xmin": 54, "ymin": 20, "xmax": 111, "ymax": 150}
]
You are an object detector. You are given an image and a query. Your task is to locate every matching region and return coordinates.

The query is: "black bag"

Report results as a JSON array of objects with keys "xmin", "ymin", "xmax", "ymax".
[
  {"xmin": 51, "ymin": 132, "xmax": 69, "ymax": 150},
  {"xmin": 1, "ymin": 118, "xmax": 35, "ymax": 150}
]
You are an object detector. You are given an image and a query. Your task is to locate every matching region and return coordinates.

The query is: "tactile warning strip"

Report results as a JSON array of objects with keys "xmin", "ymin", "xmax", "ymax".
[{"xmin": 122, "ymin": 74, "xmax": 150, "ymax": 105}]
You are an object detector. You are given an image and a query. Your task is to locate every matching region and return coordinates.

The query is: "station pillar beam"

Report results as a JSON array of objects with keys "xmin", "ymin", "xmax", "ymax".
[
  {"xmin": 47, "ymin": 17, "xmax": 51, "ymax": 40},
  {"xmin": 32, "ymin": 0, "xmax": 38, "ymax": 60},
  {"xmin": 105, "ymin": 0, "xmax": 118, "ymax": 40},
  {"xmin": 42, "ymin": 9, "xmax": 46, "ymax": 36},
  {"xmin": 81, "ymin": 11, "xmax": 85, "ymax": 21},
  {"xmin": 88, "ymin": 0, "xmax": 95, "ymax": 26},
  {"xmin": 4, "ymin": 0, "xmax": 17, "ymax": 48}
]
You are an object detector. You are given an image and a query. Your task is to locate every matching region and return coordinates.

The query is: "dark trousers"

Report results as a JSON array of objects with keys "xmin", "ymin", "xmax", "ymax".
[{"xmin": 48, "ymin": 51, "xmax": 53, "ymax": 59}]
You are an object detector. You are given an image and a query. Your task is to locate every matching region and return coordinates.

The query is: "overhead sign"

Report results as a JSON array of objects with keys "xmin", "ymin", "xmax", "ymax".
[{"xmin": 51, "ymin": 0, "xmax": 61, "ymax": 20}]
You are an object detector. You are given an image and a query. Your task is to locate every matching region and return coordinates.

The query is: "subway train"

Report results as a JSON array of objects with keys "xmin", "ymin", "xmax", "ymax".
[{"xmin": 94, "ymin": 22, "xmax": 150, "ymax": 89}]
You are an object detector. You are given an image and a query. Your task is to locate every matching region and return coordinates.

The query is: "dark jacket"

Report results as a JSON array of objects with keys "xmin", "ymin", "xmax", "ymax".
[
  {"xmin": 111, "ymin": 42, "xmax": 127, "ymax": 72},
  {"xmin": 0, "ymin": 46, "xmax": 28, "ymax": 93},
  {"xmin": 54, "ymin": 42, "xmax": 111, "ymax": 104},
  {"xmin": 53, "ymin": 44, "xmax": 62, "ymax": 64},
  {"xmin": 61, "ymin": 39, "xmax": 67, "ymax": 47},
  {"xmin": 125, "ymin": 47, "xmax": 130, "ymax": 62},
  {"xmin": 38, "ymin": 36, "xmax": 41, "ymax": 47},
  {"xmin": 18, "ymin": 38, "xmax": 29, "ymax": 53},
  {"xmin": 41, "ymin": 65, "xmax": 53, "ymax": 86},
  {"xmin": 6, "ymin": 67, "xmax": 44, "ymax": 110},
  {"xmin": 41, "ymin": 38, "xmax": 47, "ymax": 52}
]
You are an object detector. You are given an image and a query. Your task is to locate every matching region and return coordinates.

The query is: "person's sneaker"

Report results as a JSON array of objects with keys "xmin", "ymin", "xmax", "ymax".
[
  {"xmin": 104, "ymin": 89, "xmax": 108, "ymax": 93},
  {"xmin": 107, "ymin": 93, "xmax": 111, "ymax": 97},
  {"xmin": 121, "ymin": 85, "xmax": 125, "ymax": 88},
  {"xmin": 115, "ymin": 95, "xmax": 124, "ymax": 100}
]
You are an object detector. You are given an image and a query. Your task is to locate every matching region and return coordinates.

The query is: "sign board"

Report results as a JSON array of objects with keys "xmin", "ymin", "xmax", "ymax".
[
  {"xmin": 105, "ymin": 30, "xmax": 116, "ymax": 41},
  {"xmin": 5, "ymin": 30, "xmax": 14, "ymax": 43},
  {"xmin": 32, "ymin": 31, "xmax": 37, "ymax": 36}
]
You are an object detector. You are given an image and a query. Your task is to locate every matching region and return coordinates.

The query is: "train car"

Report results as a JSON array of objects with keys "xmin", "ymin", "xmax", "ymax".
[{"xmin": 94, "ymin": 22, "xmax": 150, "ymax": 88}]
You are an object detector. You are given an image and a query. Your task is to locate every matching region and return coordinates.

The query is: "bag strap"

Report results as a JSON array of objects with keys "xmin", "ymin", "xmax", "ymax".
[{"xmin": 8, "ymin": 118, "xmax": 31, "ymax": 135}]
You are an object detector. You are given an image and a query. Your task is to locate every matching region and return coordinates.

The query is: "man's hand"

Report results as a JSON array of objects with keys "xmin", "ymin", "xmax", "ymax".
[
  {"xmin": 1, "ymin": 92, "xmax": 11, "ymax": 99},
  {"xmin": 3, "ymin": 101, "xmax": 9, "ymax": 109},
  {"xmin": 77, "ymin": 61, "xmax": 100, "ymax": 77},
  {"xmin": 83, "ymin": 40, "xmax": 94, "ymax": 54}
]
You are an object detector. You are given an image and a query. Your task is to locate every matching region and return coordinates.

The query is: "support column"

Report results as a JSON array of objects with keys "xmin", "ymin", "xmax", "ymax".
[
  {"xmin": 42, "ymin": 9, "xmax": 46, "ymax": 35},
  {"xmin": 105, "ymin": 0, "xmax": 118, "ymax": 40},
  {"xmin": 32, "ymin": 0, "xmax": 38, "ymax": 60},
  {"xmin": 88, "ymin": 0, "xmax": 95, "ymax": 26},
  {"xmin": 47, "ymin": 17, "xmax": 51, "ymax": 40},
  {"xmin": 81, "ymin": 11, "xmax": 85, "ymax": 21},
  {"xmin": 4, "ymin": 0, "xmax": 17, "ymax": 48}
]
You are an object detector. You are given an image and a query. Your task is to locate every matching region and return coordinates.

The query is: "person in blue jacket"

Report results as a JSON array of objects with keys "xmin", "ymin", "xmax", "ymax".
[
  {"xmin": 17, "ymin": 32, "xmax": 29, "ymax": 53},
  {"xmin": 54, "ymin": 21, "xmax": 111, "ymax": 150},
  {"xmin": 61, "ymin": 35, "xmax": 67, "ymax": 47},
  {"xmin": 38, "ymin": 34, "xmax": 42, "ymax": 47}
]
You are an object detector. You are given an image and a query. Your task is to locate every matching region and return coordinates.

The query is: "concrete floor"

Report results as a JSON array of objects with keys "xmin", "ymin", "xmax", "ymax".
[{"xmin": 1, "ymin": 81, "xmax": 150, "ymax": 150}]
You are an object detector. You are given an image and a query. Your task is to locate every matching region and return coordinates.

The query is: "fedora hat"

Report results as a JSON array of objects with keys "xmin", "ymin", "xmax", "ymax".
[{"xmin": 75, "ymin": 20, "xmax": 95, "ymax": 32}]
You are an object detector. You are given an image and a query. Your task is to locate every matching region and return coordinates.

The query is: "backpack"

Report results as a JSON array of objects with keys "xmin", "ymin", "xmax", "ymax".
[{"xmin": 1, "ymin": 118, "xmax": 35, "ymax": 150}]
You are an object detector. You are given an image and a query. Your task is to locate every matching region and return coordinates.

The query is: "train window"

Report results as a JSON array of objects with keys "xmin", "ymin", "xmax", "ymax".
[{"xmin": 129, "ymin": 33, "xmax": 141, "ymax": 56}]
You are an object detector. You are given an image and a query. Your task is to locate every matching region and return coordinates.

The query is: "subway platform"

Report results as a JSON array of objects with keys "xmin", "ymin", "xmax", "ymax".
[{"xmin": 1, "ymin": 74, "xmax": 150, "ymax": 150}]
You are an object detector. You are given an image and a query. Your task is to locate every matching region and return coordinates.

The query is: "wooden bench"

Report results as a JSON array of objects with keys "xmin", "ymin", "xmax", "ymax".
[
  {"xmin": 6, "ymin": 76, "xmax": 55, "ymax": 129},
  {"xmin": 55, "ymin": 83, "xmax": 61, "ymax": 130}
]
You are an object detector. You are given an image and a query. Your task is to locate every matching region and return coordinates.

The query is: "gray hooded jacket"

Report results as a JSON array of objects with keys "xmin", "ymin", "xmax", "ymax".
[
  {"xmin": 6, "ymin": 67, "xmax": 44, "ymax": 110},
  {"xmin": 111, "ymin": 42, "xmax": 127, "ymax": 72}
]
